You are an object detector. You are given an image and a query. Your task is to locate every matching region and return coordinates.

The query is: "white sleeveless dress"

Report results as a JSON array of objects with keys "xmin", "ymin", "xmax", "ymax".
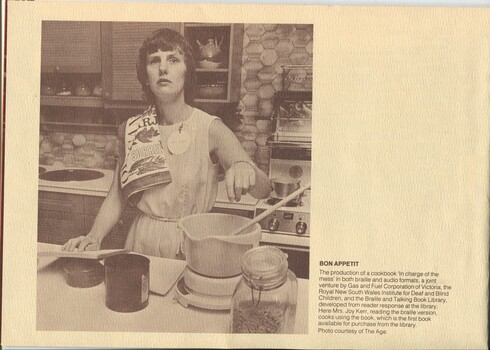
[{"xmin": 124, "ymin": 107, "xmax": 220, "ymax": 258}]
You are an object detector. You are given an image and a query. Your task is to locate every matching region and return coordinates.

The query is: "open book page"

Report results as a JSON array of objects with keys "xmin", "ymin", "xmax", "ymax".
[
  {"xmin": 37, "ymin": 242, "xmax": 128, "ymax": 259},
  {"xmin": 2, "ymin": 2, "xmax": 488, "ymax": 349}
]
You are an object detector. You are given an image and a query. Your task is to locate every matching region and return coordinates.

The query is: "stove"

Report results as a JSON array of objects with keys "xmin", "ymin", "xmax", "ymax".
[
  {"xmin": 255, "ymin": 143, "xmax": 311, "ymax": 244},
  {"xmin": 255, "ymin": 189, "xmax": 311, "ymax": 238},
  {"xmin": 256, "ymin": 87, "xmax": 312, "ymax": 279}
]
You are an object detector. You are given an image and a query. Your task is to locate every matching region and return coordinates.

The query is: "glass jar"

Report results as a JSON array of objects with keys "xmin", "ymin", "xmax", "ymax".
[{"xmin": 230, "ymin": 246, "xmax": 298, "ymax": 334}]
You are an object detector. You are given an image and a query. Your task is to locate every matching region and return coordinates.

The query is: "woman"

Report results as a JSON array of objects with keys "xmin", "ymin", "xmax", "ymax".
[{"xmin": 62, "ymin": 28, "xmax": 271, "ymax": 258}]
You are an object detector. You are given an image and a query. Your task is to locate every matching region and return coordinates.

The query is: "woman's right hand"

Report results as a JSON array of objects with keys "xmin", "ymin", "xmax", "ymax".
[{"xmin": 62, "ymin": 235, "xmax": 100, "ymax": 252}]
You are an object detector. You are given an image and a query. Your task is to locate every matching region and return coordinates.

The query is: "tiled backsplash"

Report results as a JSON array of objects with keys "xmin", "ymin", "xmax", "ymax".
[
  {"xmin": 40, "ymin": 131, "xmax": 118, "ymax": 169},
  {"xmin": 236, "ymin": 24, "xmax": 313, "ymax": 175}
]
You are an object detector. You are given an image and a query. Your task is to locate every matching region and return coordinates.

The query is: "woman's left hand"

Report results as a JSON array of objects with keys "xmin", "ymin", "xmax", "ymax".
[{"xmin": 225, "ymin": 161, "xmax": 256, "ymax": 202}]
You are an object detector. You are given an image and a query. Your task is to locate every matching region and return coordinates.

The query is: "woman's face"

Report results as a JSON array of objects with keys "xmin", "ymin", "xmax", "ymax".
[{"xmin": 146, "ymin": 49, "xmax": 187, "ymax": 100}]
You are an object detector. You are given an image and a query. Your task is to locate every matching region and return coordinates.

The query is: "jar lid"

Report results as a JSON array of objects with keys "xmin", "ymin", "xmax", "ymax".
[{"xmin": 241, "ymin": 246, "xmax": 288, "ymax": 290}]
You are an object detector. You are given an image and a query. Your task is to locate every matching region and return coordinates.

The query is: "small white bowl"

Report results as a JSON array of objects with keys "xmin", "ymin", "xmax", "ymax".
[{"xmin": 198, "ymin": 60, "xmax": 222, "ymax": 69}]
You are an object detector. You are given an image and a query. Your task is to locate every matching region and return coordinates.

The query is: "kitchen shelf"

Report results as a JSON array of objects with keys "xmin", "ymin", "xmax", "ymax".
[
  {"xmin": 40, "ymin": 121, "xmax": 117, "ymax": 134},
  {"xmin": 196, "ymin": 68, "xmax": 229, "ymax": 73},
  {"xmin": 41, "ymin": 121, "xmax": 115, "ymax": 128},
  {"xmin": 41, "ymin": 96, "xmax": 104, "ymax": 108},
  {"xmin": 194, "ymin": 98, "xmax": 228, "ymax": 103},
  {"xmin": 185, "ymin": 23, "xmax": 230, "ymax": 27},
  {"xmin": 185, "ymin": 23, "xmax": 242, "ymax": 103},
  {"xmin": 103, "ymin": 100, "xmax": 147, "ymax": 110}
]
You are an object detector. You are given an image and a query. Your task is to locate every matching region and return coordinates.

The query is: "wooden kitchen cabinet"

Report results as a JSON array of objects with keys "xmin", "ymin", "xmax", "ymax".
[
  {"xmin": 38, "ymin": 191, "xmax": 84, "ymax": 213},
  {"xmin": 100, "ymin": 22, "xmax": 182, "ymax": 103},
  {"xmin": 38, "ymin": 209, "xmax": 86, "ymax": 245},
  {"xmin": 41, "ymin": 21, "xmax": 101, "ymax": 74},
  {"xmin": 38, "ymin": 192, "xmax": 86, "ymax": 245},
  {"xmin": 40, "ymin": 21, "xmax": 104, "ymax": 109},
  {"xmin": 38, "ymin": 191, "xmax": 137, "ymax": 249},
  {"xmin": 184, "ymin": 23, "xmax": 243, "ymax": 103},
  {"xmin": 40, "ymin": 22, "xmax": 244, "ymax": 109}
]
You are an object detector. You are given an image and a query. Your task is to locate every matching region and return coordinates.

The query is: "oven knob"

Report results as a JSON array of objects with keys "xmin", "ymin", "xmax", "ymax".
[
  {"xmin": 268, "ymin": 217, "xmax": 280, "ymax": 231},
  {"xmin": 296, "ymin": 221, "xmax": 308, "ymax": 235}
]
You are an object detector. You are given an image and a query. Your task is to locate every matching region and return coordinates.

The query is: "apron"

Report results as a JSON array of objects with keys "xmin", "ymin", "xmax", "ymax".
[{"xmin": 124, "ymin": 108, "xmax": 220, "ymax": 258}]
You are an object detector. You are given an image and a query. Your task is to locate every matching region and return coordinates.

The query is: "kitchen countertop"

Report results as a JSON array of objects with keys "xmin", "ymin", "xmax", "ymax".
[
  {"xmin": 38, "ymin": 165, "xmax": 259, "ymax": 210},
  {"xmin": 37, "ymin": 254, "xmax": 309, "ymax": 334}
]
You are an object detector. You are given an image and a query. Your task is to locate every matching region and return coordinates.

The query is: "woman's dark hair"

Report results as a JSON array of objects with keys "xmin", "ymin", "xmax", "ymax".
[{"xmin": 137, "ymin": 28, "xmax": 197, "ymax": 105}]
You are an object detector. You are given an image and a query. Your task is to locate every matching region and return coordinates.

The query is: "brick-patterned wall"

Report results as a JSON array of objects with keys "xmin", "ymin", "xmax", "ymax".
[
  {"xmin": 40, "ymin": 131, "xmax": 118, "ymax": 169},
  {"xmin": 236, "ymin": 24, "xmax": 313, "ymax": 175}
]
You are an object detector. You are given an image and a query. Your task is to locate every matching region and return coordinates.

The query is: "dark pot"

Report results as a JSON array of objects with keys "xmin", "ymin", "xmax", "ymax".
[{"xmin": 62, "ymin": 258, "xmax": 104, "ymax": 288}]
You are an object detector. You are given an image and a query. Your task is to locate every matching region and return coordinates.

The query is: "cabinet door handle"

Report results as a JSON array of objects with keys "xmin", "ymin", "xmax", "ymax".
[{"xmin": 117, "ymin": 219, "xmax": 124, "ymax": 226}]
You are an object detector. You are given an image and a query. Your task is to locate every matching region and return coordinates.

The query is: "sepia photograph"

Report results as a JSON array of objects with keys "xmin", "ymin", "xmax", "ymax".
[
  {"xmin": 36, "ymin": 21, "xmax": 312, "ymax": 334},
  {"xmin": 4, "ymin": 2, "xmax": 489, "ymax": 348}
]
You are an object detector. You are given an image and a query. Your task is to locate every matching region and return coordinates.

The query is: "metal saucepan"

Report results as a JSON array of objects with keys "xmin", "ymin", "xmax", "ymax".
[{"xmin": 271, "ymin": 177, "xmax": 301, "ymax": 198}]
